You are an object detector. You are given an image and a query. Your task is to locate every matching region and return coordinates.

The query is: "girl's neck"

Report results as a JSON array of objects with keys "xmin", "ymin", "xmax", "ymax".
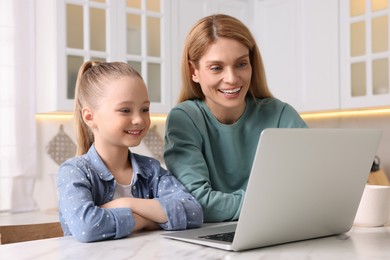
[{"xmin": 94, "ymin": 144, "xmax": 133, "ymax": 185}]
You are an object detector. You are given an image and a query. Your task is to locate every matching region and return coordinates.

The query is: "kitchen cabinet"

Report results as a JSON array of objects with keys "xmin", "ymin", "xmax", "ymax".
[
  {"xmin": 36, "ymin": 0, "xmax": 172, "ymax": 114},
  {"xmin": 340, "ymin": 0, "xmax": 390, "ymax": 109},
  {"xmin": 35, "ymin": 0, "xmax": 390, "ymax": 114},
  {"xmin": 254, "ymin": 0, "xmax": 339, "ymax": 113},
  {"xmin": 36, "ymin": 0, "xmax": 253, "ymax": 114},
  {"xmin": 256, "ymin": 0, "xmax": 390, "ymax": 112},
  {"xmin": 35, "ymin": 0, "xmax": 62, "ymax": 113}
]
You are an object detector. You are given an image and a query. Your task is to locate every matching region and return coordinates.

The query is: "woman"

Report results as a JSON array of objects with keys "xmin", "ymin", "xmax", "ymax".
[{"xmin": 164, "ymin": 14, "xmax": 307, "ymax": 222}]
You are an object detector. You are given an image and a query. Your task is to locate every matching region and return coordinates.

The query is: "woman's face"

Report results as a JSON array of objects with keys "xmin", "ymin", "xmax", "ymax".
[{"xmin": 191, "ymin": 37, "xmax": 252, "ymax": 122}]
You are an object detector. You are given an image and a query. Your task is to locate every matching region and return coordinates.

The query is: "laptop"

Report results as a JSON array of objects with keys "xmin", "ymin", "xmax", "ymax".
[{"xmin": 162, "ymin": 128, "xmax": 382, "ymax": 251}]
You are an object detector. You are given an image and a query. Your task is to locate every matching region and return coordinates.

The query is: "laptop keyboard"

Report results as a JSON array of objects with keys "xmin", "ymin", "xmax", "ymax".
[{"xmin": 199, "ymin": 231, "xmax": 235, "ymax": 243}]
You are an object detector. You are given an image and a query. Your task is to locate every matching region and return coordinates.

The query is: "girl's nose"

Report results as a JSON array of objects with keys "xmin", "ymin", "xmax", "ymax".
[{"xmin": 131, "ymin": 113, "xmax": 143, "ymax": 125}]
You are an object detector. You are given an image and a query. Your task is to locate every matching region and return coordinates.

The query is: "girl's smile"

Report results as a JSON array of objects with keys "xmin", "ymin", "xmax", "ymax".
[{"xmin": 124, "ymin": 129, "xmax": 145, "ymax": 136}]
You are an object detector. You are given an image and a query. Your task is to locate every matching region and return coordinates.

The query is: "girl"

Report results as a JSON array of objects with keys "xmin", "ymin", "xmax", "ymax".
[
  {"xmin": 57, "ymin": 61, "xmax": 203, "ymax": 242},
  {"xmin": 164, "ymin": 14, "xmax": 307, "ymax": 222}
]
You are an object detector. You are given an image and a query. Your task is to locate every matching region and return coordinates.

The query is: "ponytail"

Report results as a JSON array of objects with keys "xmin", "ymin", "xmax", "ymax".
[{"xmin": 74, "ymin": 61, "xmax": 97, "ymax": 156}]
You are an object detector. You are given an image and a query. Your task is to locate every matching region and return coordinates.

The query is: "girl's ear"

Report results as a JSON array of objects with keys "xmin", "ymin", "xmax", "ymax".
[
  {"xmin": 82, "ymin": 107, "xmax": 96, "ymax": 128},
  {"xmin": 189, "ymin": 61, "xmax": 199, "ymax": 83}
]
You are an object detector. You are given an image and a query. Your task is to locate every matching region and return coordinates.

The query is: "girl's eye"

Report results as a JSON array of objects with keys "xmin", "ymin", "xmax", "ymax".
[
  {"xmin": 142, "ymin": 107, "xmax": 150, "ymax": 113},
  {"xmin": 119, "ymin": 108, "xmax": 130, "ymax": 113}
]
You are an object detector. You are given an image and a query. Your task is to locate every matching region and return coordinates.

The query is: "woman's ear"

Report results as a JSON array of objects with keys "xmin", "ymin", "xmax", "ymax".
[
  {"xmin": 82, "ymin": 107, "xmax": 96, "ymax": 128},
  {"xmin": 189, "ymin": 61, "xmax": 199, "ymax": 83}
]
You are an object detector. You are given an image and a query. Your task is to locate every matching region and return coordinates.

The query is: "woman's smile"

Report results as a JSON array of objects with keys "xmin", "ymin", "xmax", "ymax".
[{"xmin": 218, "ymin": 87, "xmax": 242, "ymax": 97}]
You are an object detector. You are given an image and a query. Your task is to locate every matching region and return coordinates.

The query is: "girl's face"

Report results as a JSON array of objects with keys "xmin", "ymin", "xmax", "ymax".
[
  {"xmin": 191, "ymin": 37, "xmax": 252, "ymax": 122},
  {"xmin": 88, "ymin": 76, "xmax": 151, "ymax": 150}
]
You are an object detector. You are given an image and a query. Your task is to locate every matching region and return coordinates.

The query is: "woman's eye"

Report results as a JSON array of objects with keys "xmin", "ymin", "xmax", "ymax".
[
  {"xmin": 237, "ymin": 62, "xmax": 248, "ymax": 68},
  {"xmin": 210, "ymin": 65, "xmax": 222, "ymax": 72},
  {"xmin": 142, "ymin": 107, "xmax": 150, "ymax": 113}
]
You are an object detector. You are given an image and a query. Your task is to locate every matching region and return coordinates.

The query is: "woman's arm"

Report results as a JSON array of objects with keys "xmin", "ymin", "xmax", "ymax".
[{"xmin": 164, "ymin": 107, "xmax": 244, "ymax": 222}]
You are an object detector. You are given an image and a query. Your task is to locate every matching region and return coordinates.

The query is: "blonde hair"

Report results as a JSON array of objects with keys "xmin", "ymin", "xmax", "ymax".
[
  {"xmin": 178, "ymin": 14, "xmax": 272, "ymax": 103},
  {"xmin": 74, "ymin": 61, "xmax": 142, "ymax": 156}
]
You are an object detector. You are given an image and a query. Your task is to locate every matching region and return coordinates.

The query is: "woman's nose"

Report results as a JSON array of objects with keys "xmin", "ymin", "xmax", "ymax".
[{"xmin": 224, "ymin": 67, "xmax": 239, "ymax": 84}]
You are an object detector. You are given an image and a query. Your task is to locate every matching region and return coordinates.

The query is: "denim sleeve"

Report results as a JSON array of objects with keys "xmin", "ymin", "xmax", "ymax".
[
  {"xmin": 57, "ymin": 161, "xmax": 135, "ymax": 242},
  {"xmin": 154, "ymin": 168, "xmax": 203, "ymax": 230}
]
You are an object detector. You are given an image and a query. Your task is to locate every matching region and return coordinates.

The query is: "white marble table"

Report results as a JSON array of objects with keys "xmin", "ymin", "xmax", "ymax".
[{"xmin": 1, "ymin": 222, "xmax": 390, "ymax": 260}]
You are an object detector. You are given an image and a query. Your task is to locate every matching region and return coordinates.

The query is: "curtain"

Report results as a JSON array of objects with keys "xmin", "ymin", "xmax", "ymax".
[{"xmin": 0, "ymin": 0, "xmax": 37, "ymax": 212}]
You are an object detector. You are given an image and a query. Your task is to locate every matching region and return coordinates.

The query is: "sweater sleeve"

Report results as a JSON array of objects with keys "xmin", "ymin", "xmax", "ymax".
[
  {"xmin": 278, "ymin": 103, "xmax": 308, "ymax": 128},
  {"xmin": 164, "ymin": 106, "xmax": 245, "ymax": 222}
]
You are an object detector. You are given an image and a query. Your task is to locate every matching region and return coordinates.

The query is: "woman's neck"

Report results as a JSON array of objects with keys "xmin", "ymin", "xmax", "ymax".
[{"xmin": 205, "ymin": 100, "xmax": 247, "ymax": 125}]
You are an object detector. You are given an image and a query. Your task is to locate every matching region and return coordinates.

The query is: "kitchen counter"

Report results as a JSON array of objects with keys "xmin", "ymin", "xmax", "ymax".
[
  {"xmin": 1, "ymin": 221, "xmax": 390, "ymax": 259},
  {"xmin": 0, "ymin": 209, "xmax": 59, "ymax": 226}
]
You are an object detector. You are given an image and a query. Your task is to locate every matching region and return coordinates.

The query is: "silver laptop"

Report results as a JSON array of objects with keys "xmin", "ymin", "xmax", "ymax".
[{"xmin": 162, "ymin": 128, "xmax": 382, "ymax": 251}]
